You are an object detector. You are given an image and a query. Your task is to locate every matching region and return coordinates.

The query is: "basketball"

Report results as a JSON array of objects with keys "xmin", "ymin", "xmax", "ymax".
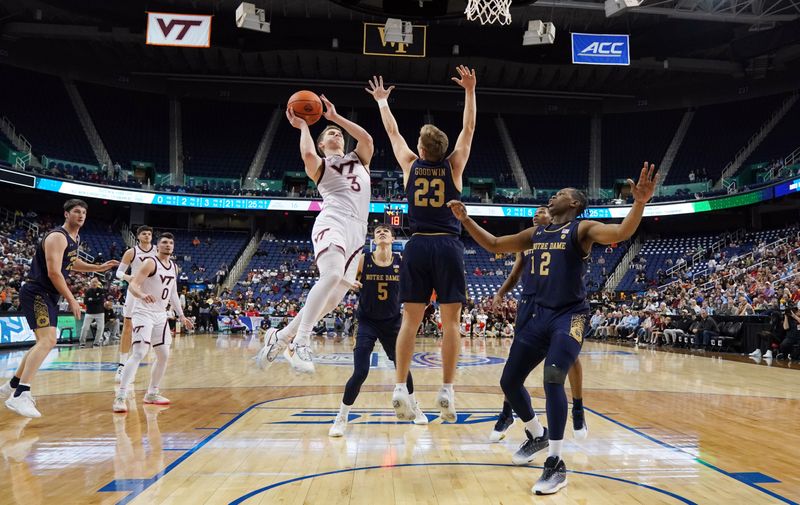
[{"xmin": 288, "ymin": 90, "xmax": 323, "ymax": 125}]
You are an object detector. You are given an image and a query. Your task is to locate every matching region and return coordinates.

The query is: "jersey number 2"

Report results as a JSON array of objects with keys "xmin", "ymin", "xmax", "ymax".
[
  {"xmin": 531, "ymin": 252, "xmax": 551, "ymax": 276},
  {"xmin": 413, "ymin": 178, "xmax": 445, "ymax": 207}
]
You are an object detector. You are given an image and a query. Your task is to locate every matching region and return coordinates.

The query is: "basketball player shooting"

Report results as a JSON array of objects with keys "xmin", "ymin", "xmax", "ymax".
[
  {"xmin": 256, "ymin": 95, "xmax": 374, "ymax": 374},
  {"xmin": 366, "ymin": 65, "xmax": 476, "ymax": 422}
]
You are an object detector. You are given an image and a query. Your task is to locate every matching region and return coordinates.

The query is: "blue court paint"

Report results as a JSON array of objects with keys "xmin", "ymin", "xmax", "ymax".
[
  {"xmin": 99, "ymin": 478, "xmax": 156, "ymax": 492},
  {"xmin": 227, "ymin": 462, "xmax": 698, "ymax": 505},
  {"xmin": 729, "ymin": 472, "xmax": 781, "ymax": 485},
  {"xmin": 587, "ymin": 408, "xmax": 797, "ymax": 505},
  {"xmin": 101, "ymin": 392, "xmax": 796, "ymax": 505},
  {"xmin": 370, "ymin": 352, "xmax": 379, "ymax": 367}
]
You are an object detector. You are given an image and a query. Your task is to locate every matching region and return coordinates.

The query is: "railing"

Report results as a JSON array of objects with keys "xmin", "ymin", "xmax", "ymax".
[
  {"xmin": 604, "ymin": 237, "xmax": 641, "ymax": 291},
  {"xmin": 700, "ymin": 241, "xmax": 799, "ymax": 293},
  {"xmin": 222, "ymin": 230, "xmax": 263, "ymax": 291}
]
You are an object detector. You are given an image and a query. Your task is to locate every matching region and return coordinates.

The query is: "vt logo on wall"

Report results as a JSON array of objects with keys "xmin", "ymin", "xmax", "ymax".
[
  {"xmin": 571, "ymin": 33, "xmax": 630, "ymax": 66},
  {"xmin": 363, "ymin": 22, "xmax": 427, "ymax": 58},
  {"xmin": 146, "ymin": 12, "xmax": 212, "ymax": 47}
]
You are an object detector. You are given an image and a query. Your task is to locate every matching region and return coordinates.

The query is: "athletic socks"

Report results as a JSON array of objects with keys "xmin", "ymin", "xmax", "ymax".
[
  {"xmin": 525, "ymin": 416, "xmax": 546, "ymax": 438},
  {"xmin": 339, "ymin": 402, "xmax": 352, "ymax": 416},
  {"xmin": 501, "ymin": 400, "xmax": 513, "ymax": 417},
  {"xmin": 395, "ymin": 383, "xmax": 408, "ymax": 394},
  {"xmin": 573, "ymin": 397, "xmax": 583, "ymax": 411},
  {"xmin": 13, "ymin": 383, "xmax": 31, "ymax": 398},
  {"xmin": 548, "ymin": 439, "xmax": 563, "ymax": 458},
  {"xmin": 442, "ymin": 383, "xmax": 454, "ymax": 394},
  {"xmin": 119, "ymin": 352, "xmax": 129, "ymax": 366},
  {"xmin": 10, "ymin": 376, "xmax": 20, "ymax": 389}
]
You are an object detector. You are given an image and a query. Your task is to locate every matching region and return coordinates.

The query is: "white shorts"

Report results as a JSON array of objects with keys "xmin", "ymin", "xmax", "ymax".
[
  {"xmin": 311, "ymin": 212, "xmax": 366, "ymax": 284},
  {"xmin": 123, "ymin": 290, "xmax": 135, "ymax": 319},
  {"xmin": 131, "ymin": 311, "xmax": 172, "ymax": 347}
]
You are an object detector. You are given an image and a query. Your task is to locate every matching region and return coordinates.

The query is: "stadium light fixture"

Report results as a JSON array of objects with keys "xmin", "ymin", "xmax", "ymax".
[
  {"xmin": 523, "ymin": 20, "xmax": 555, "ymax": 46},
  {"xmin": 604, "ymin": 0, "xmax": 642, "ymax": 18},
  {"xmin": 236, "ymin": 2, "xmax": 270, "ymax": 33},
  {"xmin": 384, "ymin": 18, "xmax": 413, "ymax": 44}
]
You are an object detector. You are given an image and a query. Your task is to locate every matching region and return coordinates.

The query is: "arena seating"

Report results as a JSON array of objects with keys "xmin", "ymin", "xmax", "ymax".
[
  {"xmin": 668, "ymin": 94, "xmax": 786, "ymax": 185},
  {"xmin": 504, "ymin": 113, "xmax": 591, "ymax": 190},
  {"xmin": 78, "ymin": 221, "xmax": 126, "ymax": 261},
  {"xmin": 78, "ymin": 82, "xmax": 170, "ymax": 173},
  {"xmin": 169, "ymin": 230, "xmax": 250, "ymax": 283},
  {"xmin": 601, "ymin": 109, "xmax": 684, "ymax": 186},
  {"xmin": 743, "ymin": 98, "xmax": 800, "ymax": 166},
  {"xmin": 0, "ymin": 65, "xmax": 96, "ymax": 165},
  {"xmin": 182, "ymin": 99, "xmax": 270, "ymax": 177}
]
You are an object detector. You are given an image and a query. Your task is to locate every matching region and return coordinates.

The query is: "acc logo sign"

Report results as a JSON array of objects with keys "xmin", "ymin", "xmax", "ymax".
[{"xmin": 571, "ymin": 33, "xmax": 630, "ymax": 66}]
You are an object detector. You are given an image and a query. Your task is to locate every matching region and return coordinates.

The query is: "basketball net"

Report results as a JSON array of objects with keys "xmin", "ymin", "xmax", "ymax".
[{"xmin": 464, "ymin": 0, "xmax": 512, "ymax": 25}]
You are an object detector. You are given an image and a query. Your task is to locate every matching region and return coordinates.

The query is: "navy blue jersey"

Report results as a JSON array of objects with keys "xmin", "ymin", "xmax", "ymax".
[
  {"xmin": 28, "ymin": 227, "xmax": 80, "ymax": 294},
  {"xmin": 358, "ymin": 252, "xmax": 401, "ymax": 320},
  {"xmin": 530, "ymin": 221, "xmax": 588, "ymax": 310},
  {"xmin": 519, "ymin": 249, "xmax": 536, "ymax": 296},
  {"xmin": 406, "ymin": 158, "xmax": 461, "ymax": 235}
]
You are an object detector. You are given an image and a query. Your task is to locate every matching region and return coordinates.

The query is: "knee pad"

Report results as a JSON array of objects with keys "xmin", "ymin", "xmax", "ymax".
[{"xmin": 543, "ymin": 364, "xmax": 568, "ymax": 385}]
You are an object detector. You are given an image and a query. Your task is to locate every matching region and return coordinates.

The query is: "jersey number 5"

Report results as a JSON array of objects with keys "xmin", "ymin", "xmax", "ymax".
[
  {"xmin": 413, "ymin": 178, "xmax": 445, "ymax": 207},
  {"xmin": 377, "ymin": 282, "xmax": 389, "ymax": 300}
]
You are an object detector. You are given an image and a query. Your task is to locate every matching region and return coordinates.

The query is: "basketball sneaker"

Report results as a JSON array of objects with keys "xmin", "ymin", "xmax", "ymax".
[
  {"xmin": 329, "ymin": 412, "xmax": 348, "ymax": 437},
  {"xmin": 5, "ymin": 392, "xmax": 41, "ymax": 418},
  {"xmin": 533, "ymin": 456, "xmax": 568, "ymax": 495},
  {"xmin": 392, "ymin": 387, "xmax": 414, "ymax": 420},
  {"xmin": 436, "ymin": 387, "xmax": 457, "ymax": 423},
  {"xmin": 255, "ymin": 328, "xmax": 287, "ymax": 369},
  {"xmin": 412, "ymin": 402, "xmax": 429, "ymax": 425},
  {"xmin": 0, "ymin": 381, "xmax": 13, "ymax": 399},
  {"xmin": 512, "ymin": 427, "xmax": 549, "ymax": 465},
  {"xmin": 115, "ymin": 364, "xmax": 124, "ymax": 384},
  {"xmin": 285, "ymin": 343, "xmax": 315, "ymax": 374},
  {"xmin": 489, "ymin": 412, "xmax": 515, "ymax": 443},
  {"xmin": 748, "ymin": 348, "xmax": 762, "ymax": 358},
  {"xmin": 113, "ymin": 395, "xmax": 128, "ymax": 413},
  {"xmin": 143, "ymin": 392, "xmax": 170, "ymax": 405},
  {"xmin": 572, "ymin": 409, "xmax": 588, "ymax": 440},
  {"xmin": 764, "ymin": 349, "xmax": 773, "ymax": 359}
]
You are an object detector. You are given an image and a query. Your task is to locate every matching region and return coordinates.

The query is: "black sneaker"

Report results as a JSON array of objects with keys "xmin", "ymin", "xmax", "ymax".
[
  {"xmin": 511, "ymin": 426, "xmax": 549, "ymax": 465},
  {"xmin": 572, "ymin": 408, "xmax": 588, "ymax": 440},
  {"xmin": 489, "ymin": 412, "xmax": 515, "ymax": 442},
  {"xmin": 533, "ymin": 456, "xmax": 567, "ymax": 495}
]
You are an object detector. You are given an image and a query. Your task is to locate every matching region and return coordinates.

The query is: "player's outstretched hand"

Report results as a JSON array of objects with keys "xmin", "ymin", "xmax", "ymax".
[
  {"xmin": 320, "ymin": 94, "xmax": 339, "ymax": 121},
  {"xmin": 491, "ymin": 293, "xmax": 503, "ymax": 312},
  {"xmin": 365, "ymin": 76, "xmax": 395, "ymax": 101},
  {"xmin": 285, "ymin": 107, "xmax": 307, "ymax": 129},
  {"xmin": 451, "ymin": 65, "xmax": 476, "ymax": 91},
  {"xmin": 447, "ymin": 200, "xmax": 469, "ymax": 222},
  {"xmin": 628, "ymin": 161, "xmax": 658, "ymax": 204},
  {"xmin": 181, "ymin": 316, "xmax": 194, "ymax": 331},
  {"xmin": 99, "ymin": 260, "xmax": 120, "ymax": 271},
  {"xmin": 69, "ymin": 299, "xmax": 82, "ymax": 320}
]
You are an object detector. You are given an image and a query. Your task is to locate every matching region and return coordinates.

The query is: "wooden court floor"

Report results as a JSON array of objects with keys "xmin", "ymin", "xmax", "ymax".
[{"xmin": 0, "ymin": 333, "xmax": 798, "ymax": 505}]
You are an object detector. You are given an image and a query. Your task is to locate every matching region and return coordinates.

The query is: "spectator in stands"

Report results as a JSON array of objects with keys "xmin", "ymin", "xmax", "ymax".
[
  {"xmin": 192, "ymin": 236, "xmax": 200, "ymax": 247},
  {"xmin": 104, "ymin": 299, "xmax": 120, "ymax": 343},
  {"xmin": 780, "ymin": 306, "xmax": 800, "ymax": 358},
  {"xmin": 697, "ymin": 310, "xmax": 719, "ymax": 349}
]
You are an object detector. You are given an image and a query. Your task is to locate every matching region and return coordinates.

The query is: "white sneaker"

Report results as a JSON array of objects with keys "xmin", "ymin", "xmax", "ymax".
[
  {"xmin": 114, "ymin": 364, "xmax": 124, "ymax": 384},
  {"xmin": 255, "ymin": 328, "xmax": 287, "ymax": 369},
  {"xmin": 436, "ymin": 388, "xmax": 457, "ymax": 423},
  {"xmin": 0, "ymin": 381, "xmax": 13, "ymax": 399},
  {"xmin": 392, "ymin": 387, "xmax": 414, "ymax": 420},
  {"xmin": 5, "ymin": 392, "xmax": 41, "ymax": 418},
  {"xmin": 748, "ymin": 349, "xmax": 762, "ymax": 358},
  {"xmin": 764, "ymin": 350, "xmax": 773, "ymax": 359},
  {"xmin": 113, "ymin": 395, "xmax": 128, "ymax": 413},
  {"xmin": 143, "ymin": 392, "xmax": 170, "ymax": 405},
  {"xmin": 329, "ymin": 412, "xmax": 348, "ymax": 437},
  {"xmin": 285, "ymin": 343, "xmax": 315, "ymax": 374},
  {"xmin": 412, "ymin": 402, "xmax": 429, "ymax": 425}
]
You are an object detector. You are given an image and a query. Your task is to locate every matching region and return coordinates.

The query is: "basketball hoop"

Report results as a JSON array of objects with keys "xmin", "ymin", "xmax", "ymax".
[{"xmin": 465, "ymin": 0, "xmax": 512, "ymax": 25}]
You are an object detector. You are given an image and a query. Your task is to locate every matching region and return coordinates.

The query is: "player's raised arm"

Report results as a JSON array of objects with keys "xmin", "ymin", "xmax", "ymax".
[
  {"xmin": 447, "ymin": 65, "xmax": 477, "ymax": 178},
  {"xmin": 320, "ymin": 95, "xmax": 374, "ymax": 167},
  {"xmin": 286, "ymin": 107, "xmax": 324, "ymax": 182},
  {"xmin": 447, "ymin": 200, "xmax": 534, "ymax": 253},
  {"xmin": 366, "ymin": 76, "xmax": 417, "ymax": 175},
  {"xmin": 579, "ymin": 162, "xmax": 658, "ymax": 250}
]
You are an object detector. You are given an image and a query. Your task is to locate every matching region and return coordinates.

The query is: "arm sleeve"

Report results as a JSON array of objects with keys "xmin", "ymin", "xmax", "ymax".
[{"xmin": 115, "ymin": 263, "xmax": 130, "ymax": 280}]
